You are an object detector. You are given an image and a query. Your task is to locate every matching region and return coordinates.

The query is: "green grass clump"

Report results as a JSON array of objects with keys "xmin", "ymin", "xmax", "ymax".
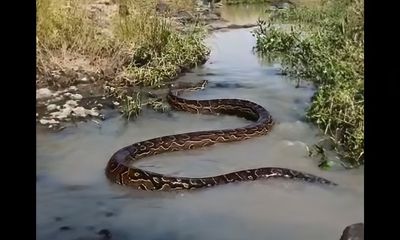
[
  {"xmin": 37, "ymin": 0, "xmax": 209, "ymax": 118},
  {"xmin": 224, "ymin": 0, "xmax": 270, "ymax": 5},
  {"xmin": 253, "ymin": 0, "xmax": 364, "ymax": 167}
]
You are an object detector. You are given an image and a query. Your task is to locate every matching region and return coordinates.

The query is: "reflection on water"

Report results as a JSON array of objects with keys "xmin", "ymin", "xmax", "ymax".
[
  {"xmin": 220, "ymin": 3, "xmax": 266, "ymax": 24},
  {"xmin": 219, "ymin": 0, "xmax": 323, "ymax": 25},
  {"xmin": 37, "ymin": 2, "xmax": 363, "ymax": 240}
]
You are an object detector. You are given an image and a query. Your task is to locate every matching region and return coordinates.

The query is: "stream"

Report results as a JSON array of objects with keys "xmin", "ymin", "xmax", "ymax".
[{"xmin": 37, "ymin": 2, "xmax": 364, "ymax": 240}]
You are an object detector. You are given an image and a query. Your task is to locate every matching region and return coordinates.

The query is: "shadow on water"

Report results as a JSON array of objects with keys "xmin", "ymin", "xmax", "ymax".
[{"xmin": 37, "ymin": 2, "xmax": 363, "ymax": 240}]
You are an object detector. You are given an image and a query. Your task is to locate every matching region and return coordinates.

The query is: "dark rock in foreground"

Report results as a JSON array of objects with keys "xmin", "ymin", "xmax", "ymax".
[{"xmin": 340, "ymin": 223, "xmax": 364, "ymax": 240}]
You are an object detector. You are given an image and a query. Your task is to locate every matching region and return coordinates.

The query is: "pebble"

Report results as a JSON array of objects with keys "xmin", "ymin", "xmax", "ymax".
[
  {"xmin": 53, "ymin": 96, "xmax": 64, "ymax": 102},
  {"xmin": 86, "ymin": 108, "xmax": 99, "ymax": 117},
  {"xmin": 98, "ymin": 229, "xmax": 112, "ymax": 239},
  {"xmin": 104, "ymin": 212, "xmax": 114, "ymax": 217},
  {"xmin": 47, "ymin": 104, "xmax": 57, "ymax": 111},
  {"xmin": 40, "ymin": 119, "xmax": 60, "ymax": 125},
  {"xmin": 36, "ymin": 88, "xmax": 53, "ymax": 99},
  {"xmin": 113, "ymin": 101, "xmax": 119, "ymax": 106},
  {"xmin": 50, "ymin": 107, "xmax": 72, "ymax": 119},
  {"xmin": 72, "ymin": 107, "xmax": 87, "ymax": 117},
  {"xmin": 69, "ymin": 86, "xmax": 78, "ymax": 91},
  {"xmin": 59, "ymin": 226, "xmax": 72, "ymax": 231},
  {"xmin": 65, "ymin": 100, "xmax": 78, "ymax": 107},
  {"xmin": 71, "ymin": 93, "xmax": 83, "ymax": 100}
]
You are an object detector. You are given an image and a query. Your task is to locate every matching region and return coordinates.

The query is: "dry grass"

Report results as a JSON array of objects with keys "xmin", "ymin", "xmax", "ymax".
[{"xmin": 37, "ymin": 0, "xmax": 209, "ymax": 117}]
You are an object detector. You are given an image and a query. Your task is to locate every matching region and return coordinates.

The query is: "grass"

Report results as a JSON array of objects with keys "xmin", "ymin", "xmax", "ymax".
[
  {"xmin": 253, "ymin": 0, "xmax": 364, "ymax": 168},
  {"xmin": 224, "ymin": 0, "xmax": 270, "ymax": 5},
  {"xmin": 37, "ymin": 0, "xmax": 209, "ymax": 118}
]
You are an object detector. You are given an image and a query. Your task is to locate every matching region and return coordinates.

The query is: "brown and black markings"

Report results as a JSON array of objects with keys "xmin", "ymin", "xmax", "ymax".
[{"xmin": 105, "ymin": 80, "xmax": 337, "ymax": 191}]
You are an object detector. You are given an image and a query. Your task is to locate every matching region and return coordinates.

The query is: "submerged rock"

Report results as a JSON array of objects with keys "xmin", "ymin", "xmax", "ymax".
[
  {"xmin": 98, "ymin": 229, "xmax": 112, "ymax": 239},
  {"xmin": 340, "ymin": 223, "xmax": 364, "ymax": 240},
  {"xmin": 59, "ymin": 226, "xmax": 72, "ymax": 231}
]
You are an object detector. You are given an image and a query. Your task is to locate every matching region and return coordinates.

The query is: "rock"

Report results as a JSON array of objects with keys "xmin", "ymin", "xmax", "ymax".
[
  {"xmin": 69, "ymin": 86, "xmax": 78, "ymax": 91},
  {"xmin": 112, "ymin": 101, "xmax": 119, "ymax": 106},
  {"xmin": 104, "ymin": 212, "xmax": 114, "ymax": 217},
  {"xmin": 98, "ymin": 229, "xmax": 112, "ymax": 239},
  {"xmin": 50, "ymin": 107, "xmax": 72, "ymax": 119},
  {"xmin": 79, "ymin": 77, "xmax": 88, "ymax": 83},
  {"xmin": 59, "ymin": 226, "xmax": 72, "ymax": 231},
  {"xmin": 39, "ymin": 119, "xmax": 60, "ymax": 125},
  {"xmin": 65, "ymin": 100, "xmax": 78, "ymax": 107},
  {"xmin": 36, "ymin": 88, "xmax": 53, "ymax": 99},
  {"xmin": 86, "ymin": 108, "xmax": 99, "ymax": 117},
  {"xmin": 46, "ymin": 104, "xmax": 58, "ymax": 111},
  {"xmin": 52, "ymin": 96, "xmax": 64, "ymax": 102},
  {"xmin": 72, "ymin": 107, "xmax": 87, "ymax": 117},
  {"xmin": 71, "ymin": 94, "xmax": 83, "ymax": 100},
  {"xmin": 340, "ymin": 223, "xmax": 364, "ymax": 240},
  {"xmin": 64, "ymin": 92, "xmax": 72, "ymax": 97}
]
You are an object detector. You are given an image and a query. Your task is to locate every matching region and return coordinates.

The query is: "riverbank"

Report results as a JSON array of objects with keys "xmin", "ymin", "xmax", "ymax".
[
  {"xmin": 37, "ymin": 19, "xmax": 364, "ymax": 240},
  {"xmin": 253, "ymin": 0, "xmax": 364, "ymax": 167},
  {"xmin": 37, "ymin": 0, "xmax": 225, "ymax": 130}
]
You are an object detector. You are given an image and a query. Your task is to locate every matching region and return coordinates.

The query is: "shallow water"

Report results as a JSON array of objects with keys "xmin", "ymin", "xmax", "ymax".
[{"xmin": 37, "ymin": 3, "xmax": 363, "ymax": 240}]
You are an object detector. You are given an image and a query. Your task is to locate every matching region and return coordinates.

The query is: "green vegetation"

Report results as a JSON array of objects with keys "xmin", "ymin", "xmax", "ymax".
[
  {"xmin": 253, "ymin": 0, "xmax": 364, "ymax": 167},
  {"xmin": 224, "ymin": 0, "xmax": 269, "ymax": 4},
  {"xmin": 37, "ymin": 0, "xmax": 209, "ymax": 118}
]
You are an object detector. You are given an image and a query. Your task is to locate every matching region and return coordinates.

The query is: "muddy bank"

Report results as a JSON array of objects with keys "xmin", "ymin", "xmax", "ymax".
[
  {"xmin": 36, "ymin": 0, "xmax": 276, "ymax": 132},
  {"xmin": 36, "ymin": 0, "xmax": 227, "ymax": 131}
]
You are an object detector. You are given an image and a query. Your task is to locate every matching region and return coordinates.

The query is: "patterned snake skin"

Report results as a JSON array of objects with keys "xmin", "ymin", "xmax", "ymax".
[{"xmin": 105, "ymin": 80, "xmax": 337, "ymax": 190}]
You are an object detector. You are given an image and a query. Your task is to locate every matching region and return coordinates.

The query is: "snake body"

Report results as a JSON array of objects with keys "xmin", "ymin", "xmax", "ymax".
[{"xmin": 105, "ymin": 80, "xmax": 336, "ymax": 190}]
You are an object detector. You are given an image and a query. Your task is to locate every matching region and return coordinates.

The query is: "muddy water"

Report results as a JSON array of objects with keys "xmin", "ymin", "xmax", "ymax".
[{"xmin": 37, "ymin": 4, "xmax": 363, "ymax": 240}]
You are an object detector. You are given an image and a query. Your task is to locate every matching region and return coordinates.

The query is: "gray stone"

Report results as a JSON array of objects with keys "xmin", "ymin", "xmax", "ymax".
[
  {"xmin": 340, "ymin": 223, "xmax": 364, "ymax": 240},
  {"xmin": 39, "ymin": 119, "xmax": 60, "ymax": 125},
  {"xmin": 64, "ymin": 100, "xmax": 78, "ymax": 107},
  {"xmin": 72, "ymin": 107, "xmax": 87, "ymax": 117},
  {"xmin": 46, "ymin": 104, "xmax": 58, "ymax": 111},
  {"xmin": 70, "ymin": 93, "xmax": 83, "ymax": 100},
  {"xmin": 36, "ymin": 88, "xmax": 53, "ymax": 99}
]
